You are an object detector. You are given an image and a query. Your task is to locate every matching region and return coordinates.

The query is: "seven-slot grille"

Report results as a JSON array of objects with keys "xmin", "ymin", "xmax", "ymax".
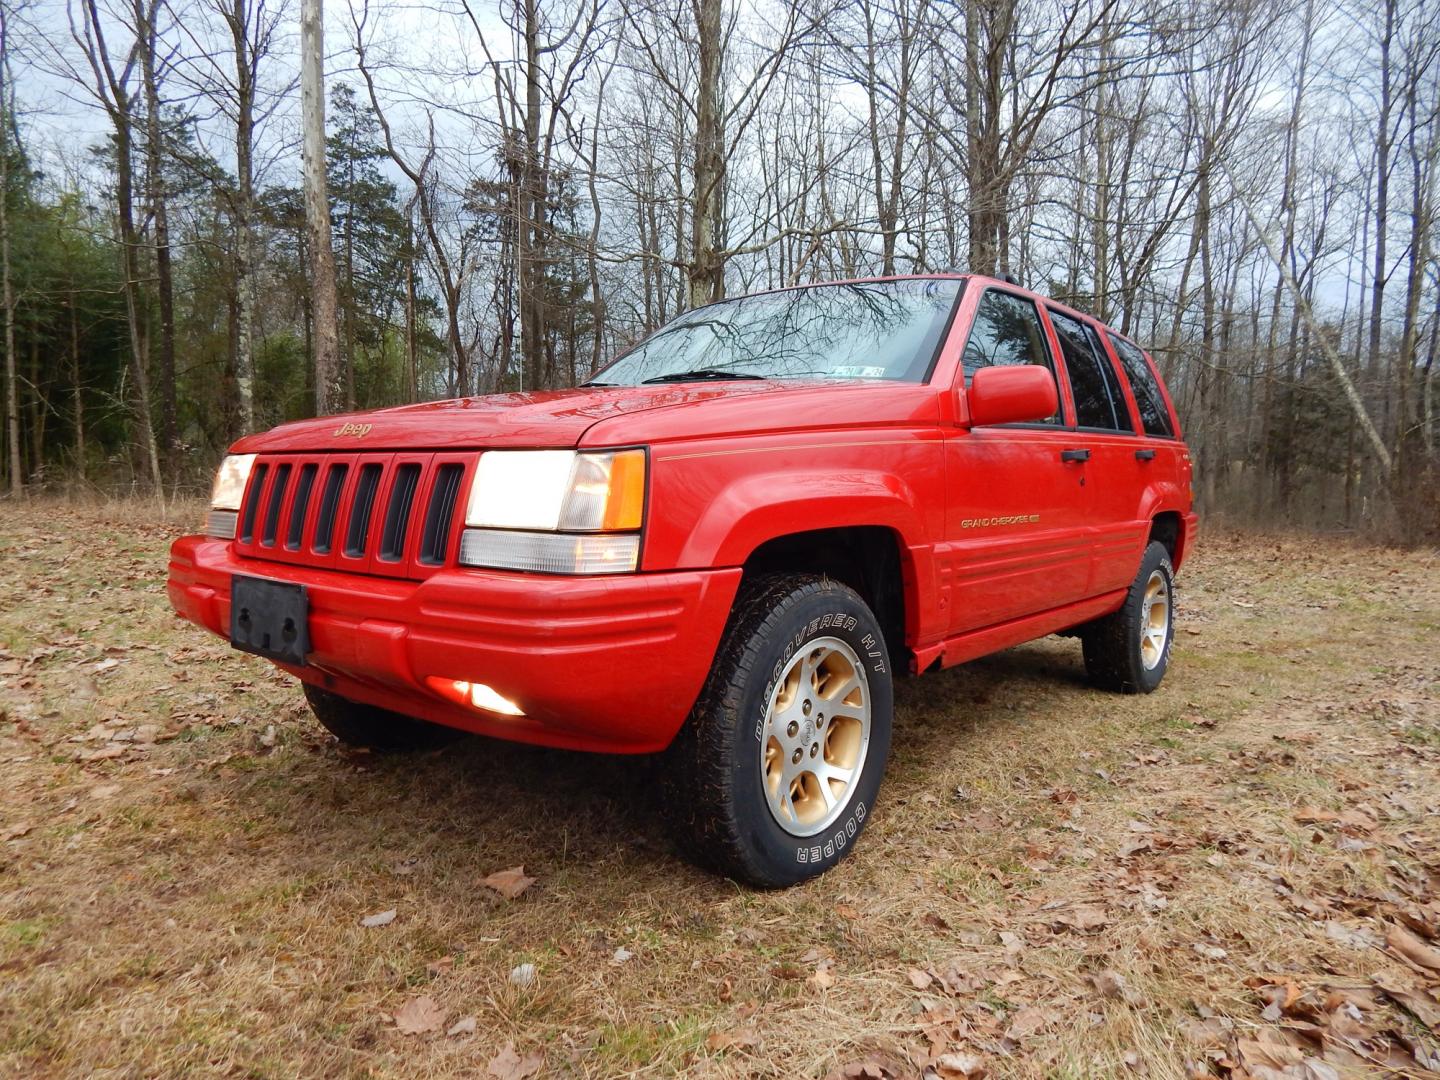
[{"xmin": 232, "ymin": 452, "xmax": 475, "ymax": 579}]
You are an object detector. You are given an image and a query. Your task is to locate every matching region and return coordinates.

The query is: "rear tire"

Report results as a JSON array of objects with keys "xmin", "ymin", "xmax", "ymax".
[
  {"xmin": 664, "ymin": 574, "xmax": 893, "ymax": 888},
  {"xmin": 303, "ymin": 684, "xmax": 465, "ymax": 751},
  {"xmin": 1081, "ymin": 541, "xmax": 1175, "ymax": 694}
]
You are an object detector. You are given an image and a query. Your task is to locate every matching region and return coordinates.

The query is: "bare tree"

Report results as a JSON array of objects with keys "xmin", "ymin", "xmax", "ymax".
[
  {"xmin": 0, "ymin": 0, "xmax": 18, "ymax": 494},
  {"xmin": 69, "ymin": 0, "xmax": 164, "ymax": 490},
  {"xmin": 300, "ymin": 0, "xmax": 341, "ymax": 413}
]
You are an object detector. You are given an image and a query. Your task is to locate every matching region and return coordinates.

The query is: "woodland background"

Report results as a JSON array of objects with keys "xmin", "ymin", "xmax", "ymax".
[{"xmin": 0, "ymin": 0, "xmax": 1437, "ymax": 539}]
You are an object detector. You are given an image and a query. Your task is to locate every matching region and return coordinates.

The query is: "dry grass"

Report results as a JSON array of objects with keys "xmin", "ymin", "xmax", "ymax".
[{"xmin": 1, "ymin": 502, "xmax": 1437, "ymax": 1079}]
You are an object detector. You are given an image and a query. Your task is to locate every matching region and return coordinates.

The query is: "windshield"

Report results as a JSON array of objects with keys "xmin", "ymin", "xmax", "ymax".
[{"xmin": 592, "ymin": 278, "xmax": 963, "ymax": 386}]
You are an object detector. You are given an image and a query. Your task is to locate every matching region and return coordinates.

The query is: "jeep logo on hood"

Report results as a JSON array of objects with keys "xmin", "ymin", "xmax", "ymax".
[{"xmin": 332, "ymin": 422, "xmax": 372, "ymax": 438}]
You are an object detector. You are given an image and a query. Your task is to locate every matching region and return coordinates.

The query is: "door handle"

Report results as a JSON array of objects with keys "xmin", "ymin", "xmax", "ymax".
[
  {"xmin": 1060, "ymin": 448, "xmax": 1090, "ymax": 463},
  {"xmin": 1135, "ymin": 449, "xmax": 1156, "ymax": 461}
]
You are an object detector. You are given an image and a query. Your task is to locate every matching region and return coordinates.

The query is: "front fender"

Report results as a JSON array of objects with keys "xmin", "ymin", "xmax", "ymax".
[{"xmin": 673, "ymin": 468, "xmax": 929, "ymax": 569}]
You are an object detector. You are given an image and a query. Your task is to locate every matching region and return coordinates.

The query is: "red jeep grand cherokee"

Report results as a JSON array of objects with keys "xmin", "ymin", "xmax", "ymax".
[{"xmin": 169, "ymin": 274, "xmax": 1196, "ymax": 886}]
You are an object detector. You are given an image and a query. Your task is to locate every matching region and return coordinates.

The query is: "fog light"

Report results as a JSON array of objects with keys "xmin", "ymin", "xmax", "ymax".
[
  {"xmin": 427, "ymin": 676, "xmax": 525, "ymax": 717},
  {"xmin": 464, "ymin": 681, "xmax": 524, "ymax": 716}
]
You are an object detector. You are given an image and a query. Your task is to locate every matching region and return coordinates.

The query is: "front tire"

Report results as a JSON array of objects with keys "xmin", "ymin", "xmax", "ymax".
[
  {"xmin": 1081, "ymin": 541, "xmax": 1175, "ymax": 693},
  {"xmin": 303, "ymin": 684, "xmax": 465, "ymax": 751},
  {"xmin": 665, "ymin": 574, "xmax": 893, "ymax": 888}
]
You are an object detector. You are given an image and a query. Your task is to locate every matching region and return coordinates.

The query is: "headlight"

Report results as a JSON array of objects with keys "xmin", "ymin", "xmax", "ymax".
[
  {"xmin": 206, "ymin": 453, "xmax": 256, "ymax": 539},
  {"xmin": 460, "ymin": 449, "xmax": 646, "ymax": 573}
]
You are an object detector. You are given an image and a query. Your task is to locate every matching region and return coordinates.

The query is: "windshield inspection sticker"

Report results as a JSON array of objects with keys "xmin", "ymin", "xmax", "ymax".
[{"xmin": 830, "ymin": 366, "xmax": 887, "ymax": 378}]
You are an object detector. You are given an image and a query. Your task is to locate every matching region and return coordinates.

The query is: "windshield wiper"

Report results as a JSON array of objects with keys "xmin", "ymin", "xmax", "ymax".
[{"xmin": 640, "ymin": 369, "xmax": 766, "ymax": 384}]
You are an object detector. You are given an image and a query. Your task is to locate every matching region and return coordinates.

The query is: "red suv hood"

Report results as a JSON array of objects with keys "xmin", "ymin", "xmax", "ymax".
[{"xmin": 231, "ymin": 383, "xmax": 787, "ymax": 453}]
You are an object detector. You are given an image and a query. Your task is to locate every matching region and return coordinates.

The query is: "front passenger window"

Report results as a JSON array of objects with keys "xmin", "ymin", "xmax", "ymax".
[{"xmin": 961, "ymin": 290, "xmax": 1061, "ymax": 425}]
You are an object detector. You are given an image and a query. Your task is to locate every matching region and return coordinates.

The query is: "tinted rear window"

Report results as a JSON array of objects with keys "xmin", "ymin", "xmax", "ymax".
[
  {"xmin": 1107, "ymin": 334, "xmax": 1174, "ymax": 437},
  {"xmin": 1049, "ymin": 310, "xmax": 1132, "ymax": 432}
]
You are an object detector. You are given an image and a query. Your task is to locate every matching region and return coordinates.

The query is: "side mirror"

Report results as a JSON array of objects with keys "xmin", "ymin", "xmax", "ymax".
[{"xmin": 964, "ymin": 365, "xmax": 1059, "ymax": 427}]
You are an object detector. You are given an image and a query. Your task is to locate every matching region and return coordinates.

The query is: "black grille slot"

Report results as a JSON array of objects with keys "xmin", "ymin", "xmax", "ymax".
[
  {"xmin": 345, "ymin": 463, "xmax": 383, "ymax": 558},
  {"xmin": 239, "ymin": 463, "xmax": 269, "ymax": 543},
  {"xmin": 313, "ymin": 464, "xmax": 348, "ymax": 554},
  {"xmin": 419, "ymin": 464, "xmax": 464, "ymax": 566},
  {"xmin": 260, "ymin": 463, "xmax": 291, "ymax": 546},
  {"xmin": 379, "ymin": 464, "xmax": 421, "ymax": 562},
  {"xmin": 286, "ymin": 463, "xmax": 318, "ymax": 550}
]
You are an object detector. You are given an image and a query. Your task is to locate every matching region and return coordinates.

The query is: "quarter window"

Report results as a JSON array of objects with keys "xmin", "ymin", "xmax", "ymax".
[
  {"xmin": 1108, "ymin": 334, "xmax": 1174, "ymax": 437},
  {"xmin": 962, "ymin": 290, "xmax": 1061, "ymax": 424},
  {"xmin": 1049, "ymin": 310, "xmax": 1133, "ymax": 432}
]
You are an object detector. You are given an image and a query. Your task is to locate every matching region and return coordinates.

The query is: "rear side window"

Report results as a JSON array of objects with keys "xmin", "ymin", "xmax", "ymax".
[
  {"xmin": 1108, "ymin": 334, "xmax": 1174, "ymax": 437},
  {"xmin": 1049, "ymin": 310, "xmax": 1133, "ymax": 432},
  {"xmin": 962, "ymin": 290, "xmax": 1061, "ymax": 424}
]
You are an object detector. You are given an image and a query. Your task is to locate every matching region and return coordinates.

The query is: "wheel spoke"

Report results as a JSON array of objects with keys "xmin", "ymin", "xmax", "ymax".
[
  {"xmin": 813, "ymin": 771, "xmax": 838, "ymax": 809},
  {"xmin": 820, "ymin": 672, "xmax": 861, "ymax": 705}
]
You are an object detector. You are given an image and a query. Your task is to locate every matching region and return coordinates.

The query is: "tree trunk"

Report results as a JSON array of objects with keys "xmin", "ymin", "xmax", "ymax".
[
  {"xmin": 1365, "ymin": 0, "xmax": 1395, "ymax": 402},
  {"xmin": 517, "ymin": 0, "xmax": 548, "ymax": 385},
  {"xmin": 136, "ymin": 0, "xmax": 177, "ymax": 477},
  {"xmin": 228, "ymin": 0, "xmax": 257, "ymax": 431},
  {"xmin": 0, "ymin": 6, "xmax": 19, "ymax": 496},
  {"xmin": 70, "ymin": 283, "xmax": 85, "ymax": 481},
  {"xmin": 689, "ymin": 0, "xmax": 725, "ymax": 308},
  {"xmin": 300, "ymin": 0, "xmax": 342, "ymax": 414}
]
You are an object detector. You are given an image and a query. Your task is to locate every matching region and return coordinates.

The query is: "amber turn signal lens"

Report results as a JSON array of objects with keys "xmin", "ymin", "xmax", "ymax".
[{"xmin": 601, "ymin": 449, "xmax": 646, "ymax": 531}]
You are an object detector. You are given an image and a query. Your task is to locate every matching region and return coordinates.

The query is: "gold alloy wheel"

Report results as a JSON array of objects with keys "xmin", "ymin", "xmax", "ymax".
[
  {"xmin": 761, "ymin": 636, "xmax": 872, "ymax": 837},
  {"xmin": 1140, "ymin": 569, "xmax": 1171, "ymax": 670}
]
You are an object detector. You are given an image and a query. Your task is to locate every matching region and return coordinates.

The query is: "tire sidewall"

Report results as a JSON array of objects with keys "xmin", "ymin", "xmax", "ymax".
[
  {"xmin": 727, "ymin": 585, "xmax": 893, "ymax": 886},
  {"xmin": 1131, "ymin": 544, "xmax": 1175, "ymax": 693}
]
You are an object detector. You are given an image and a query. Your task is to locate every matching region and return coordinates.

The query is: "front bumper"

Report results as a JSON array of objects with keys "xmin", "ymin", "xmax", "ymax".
[{"xmin": 168, "ymin": 536, "xmax": 741, "ymax": 753}]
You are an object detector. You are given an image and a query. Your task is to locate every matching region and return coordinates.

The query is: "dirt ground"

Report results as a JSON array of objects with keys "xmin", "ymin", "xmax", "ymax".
[{"xmin": 1, "ymin": 501, "xmax": 1437, "ymax": 1080}]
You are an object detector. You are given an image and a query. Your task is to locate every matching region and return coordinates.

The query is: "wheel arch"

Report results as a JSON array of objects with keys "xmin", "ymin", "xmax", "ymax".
[
  {"xmin": 1148, "ymin": 509, "xmax": 1184, "ymax": 565},
  {"xmin": 740, "ymin": 524, "xmax": 914, "ymax": 671}
]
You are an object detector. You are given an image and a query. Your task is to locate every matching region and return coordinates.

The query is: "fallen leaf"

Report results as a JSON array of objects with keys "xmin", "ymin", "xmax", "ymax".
[
  {"xmin": 1179, "ymin": 1016, "xmax": 1230, "ymax": 1049},
  {"xmin": 1005, "ymin": 1006, "xmax": 1052, "ymax": 1040},
  {"xmin": 1387, "ymin": 923, "xmax": 1440, "ymax": 971},
  {"xmin": 483, "ymin": 866, "xmax": 535, "ymax": 900},
  {"xmin": 361, "ymin": 909, "xmax": 397, "ymax": 928},
  {"xmin": 1374, "ymin": 973, "xmax": 1440, "ymax": 1027},
  {"xmin": 487, "ymin": 1042, "xmax": 543, "ymax": 1080},
  {"xmin": 1337, "ymin": 808, "xmax": 1377, "ymax": 833},
  {"xmin": 809, "ymin": 961, "xmax": 836, "ymax": 990},
  {"xmin": 612, "ymin": 946, "xmax": 634, "ymax": 964},
  {"xmin": 706, "ymin": 1026, "xmax": 760, "ymax": 1052},
  {"xmin": 933, "ymin": 1051, "xmax": 988, "ymax": 1078},
  {"xmin": 908, "ymin": 967, "xmax": 934, "ymax": 990},
  {"xmin": 1089, "ymin": 969, "xmax": 1129, "ymax": 1001},
  {"xmin": 1192, "ymin": 943, "xmax": 1228, "ymax": 961},
  {"xmin": 824, "ymin": 1054, "xmax": 904, "ymax": 1080},
  {"xmin": 1053, "ymin": 905, "xmax": 1108, "ymax": 933},
  {"xmin": 509, "ymin": 962, "xmax": 537, "ymax": 988},
  {"xmin": 1234, "ymin": 1039, "xmax": 1304, "ymax": 1069},
  {"xmin": 2, "ymin": 822, "xmax": 32, "ymax": 841},
  {"xmin": 393, "ymin": 994, "xmax": 445, "ymax": 1035},
  {"xmin": 446, "ymin": 1015, "xmax": 477, "ymax": 1036}
]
